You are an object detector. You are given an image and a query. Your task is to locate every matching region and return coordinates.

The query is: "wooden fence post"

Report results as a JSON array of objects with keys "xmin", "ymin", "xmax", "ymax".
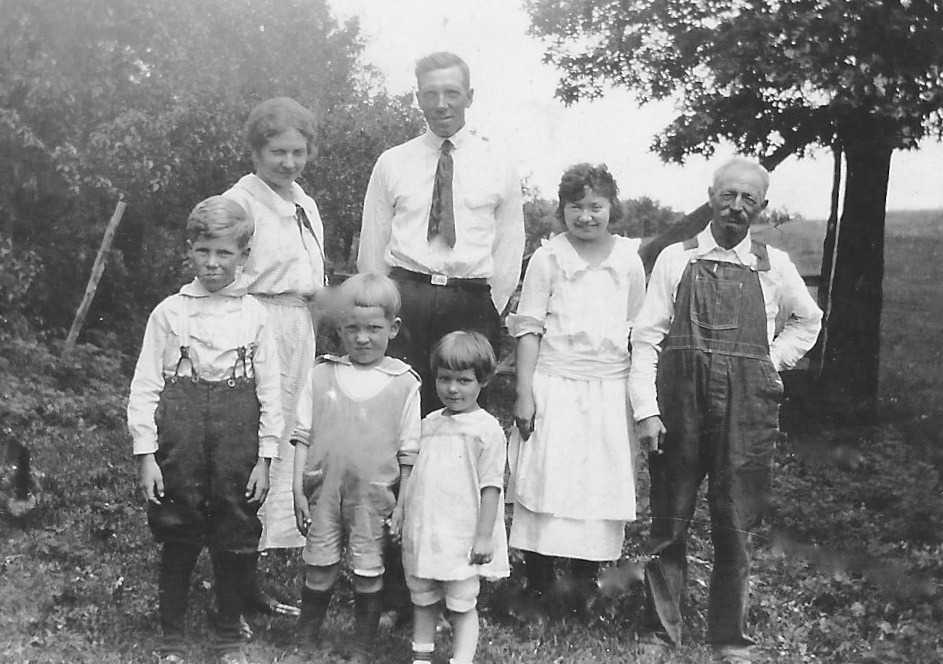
[{"xmin": 63, "ymin": 197, "xmax": 127, "ymax": 355}]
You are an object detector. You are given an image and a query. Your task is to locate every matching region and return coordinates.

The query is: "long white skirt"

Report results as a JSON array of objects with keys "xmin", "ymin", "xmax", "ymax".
[
  {"xmin": 256, "ymin": 300, "xmax": 313, "ymax": 550},
  {"xmin": 508, "ymin": 371, "xmax": 637, "ymax": 560}
]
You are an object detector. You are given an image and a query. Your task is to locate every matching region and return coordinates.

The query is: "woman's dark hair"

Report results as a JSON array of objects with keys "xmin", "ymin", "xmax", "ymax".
[{"xmin": 555, "ymin": 163, "xmax": 623, "ymax": 224}]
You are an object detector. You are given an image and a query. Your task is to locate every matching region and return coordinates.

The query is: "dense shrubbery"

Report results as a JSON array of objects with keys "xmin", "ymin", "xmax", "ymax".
[{"xmin": 1, "ymin": 0, "xmax": 423, "ymax": 350}]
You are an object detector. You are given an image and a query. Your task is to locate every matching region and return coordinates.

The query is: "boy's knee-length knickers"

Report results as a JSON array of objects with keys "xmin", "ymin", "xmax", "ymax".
[{"xmin": 149, "ymin": 373, "xmax": 262, "ymax": 553}]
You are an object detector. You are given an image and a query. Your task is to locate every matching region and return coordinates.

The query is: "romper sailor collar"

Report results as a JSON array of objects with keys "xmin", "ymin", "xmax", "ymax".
[
  {"xmin": 235, "ymin": 173, "xmax": 316, "ymax": 218},
  {"xmin": 317, "ymin": 354, "xmax": 414, "ymax": 377}
]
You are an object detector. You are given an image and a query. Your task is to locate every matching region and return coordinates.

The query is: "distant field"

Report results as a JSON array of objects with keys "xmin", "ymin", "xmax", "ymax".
[{"xmin": 752, "ymin": 209, "xmax": 943, "ymax": 420}]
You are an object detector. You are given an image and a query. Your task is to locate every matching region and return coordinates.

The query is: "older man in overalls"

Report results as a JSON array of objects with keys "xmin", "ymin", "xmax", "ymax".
[{"xmin": 629, "ymin": 158, "xmax": 822, "ymax": 663}]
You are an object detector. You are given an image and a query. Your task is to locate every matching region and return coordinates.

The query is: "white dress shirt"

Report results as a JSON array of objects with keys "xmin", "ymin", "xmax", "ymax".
[
  {"xmin": 223, "ymin": 174, "xmax": 325, "ymax": 297},
  {"xmin": 629, "ymin": 227, "xmax": 823, "ymax": 421},
  {"xmin": 358, "ymin": 126, "xmax": 525, "ymax": 313},
  {"xmin": 127, "ymin": 277, "xmax": 283, "ymax": 458}
]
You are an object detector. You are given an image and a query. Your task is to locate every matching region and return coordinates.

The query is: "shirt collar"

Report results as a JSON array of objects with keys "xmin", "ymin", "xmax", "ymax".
[
  {"xmin": 179, "ymin": 274, "xmax": 250, "ymax": 298},
  {"xmin": 237, "ymin": 173, "xmax": 305, "ymax": 216},
  {"xmin": 321, "ymin": 354, "xmax": 412, "ymax": 376},
  {"xmin": 694, "ymin": 226, "xmax": 755, "ymax": 265},
  {"xmin": 422, "ymin": 124, "xmax": 469, "ymax": 151}
]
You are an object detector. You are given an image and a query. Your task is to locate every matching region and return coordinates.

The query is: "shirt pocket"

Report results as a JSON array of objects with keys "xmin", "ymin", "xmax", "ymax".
[
  {"xmin": 464, "ymin": 191, "xmax": 499, "ymax": 210},
  {"xmin": 690, "ymin": 273, "xmax": 744, "ymax": 331}
]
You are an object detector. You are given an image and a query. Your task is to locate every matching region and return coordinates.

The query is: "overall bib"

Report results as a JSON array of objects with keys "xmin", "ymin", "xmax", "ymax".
[
  {"xmin": 647, "ymin": 239, "xmax": 783, "ymax": 647},
  {"xmin": 149, "ymin": 298, "xmax": 262, "ymax": 655}
]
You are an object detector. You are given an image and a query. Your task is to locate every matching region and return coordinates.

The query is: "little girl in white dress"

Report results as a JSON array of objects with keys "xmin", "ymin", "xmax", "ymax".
[{"xmin": 508, "ymin": 163, "xmax": 646, "ymax": 604}]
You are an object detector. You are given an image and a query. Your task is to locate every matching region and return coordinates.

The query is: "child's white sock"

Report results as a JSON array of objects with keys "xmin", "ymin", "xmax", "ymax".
[
  {"xmin": 412, "ymin": 640, "xmax": 434, "ymax": 664},
  {"xmin": 449, "ymin": 658, "xmax": 473, "ymax": 664}
]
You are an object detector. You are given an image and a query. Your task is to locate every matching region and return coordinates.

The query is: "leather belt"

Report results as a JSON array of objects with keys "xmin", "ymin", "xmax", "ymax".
[{"xmin": 390, "ymin": 267, "xmax": 490, "ymax": 292}]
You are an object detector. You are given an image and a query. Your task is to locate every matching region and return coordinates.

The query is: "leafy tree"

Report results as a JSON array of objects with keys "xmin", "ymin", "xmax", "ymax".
[
  {"xmin": 617, "ymin": 196, "xmax": 683, "ymax": 238},
  {"xmin": 525, "ymin": 0, "xmax": 943, "ymax": 422},
  {"xmin": 0, "ymin": 0, "xmax": 422, "ymax": 343}
]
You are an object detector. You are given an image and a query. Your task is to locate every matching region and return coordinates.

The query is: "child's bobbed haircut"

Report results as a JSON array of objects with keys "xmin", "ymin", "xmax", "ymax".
[
  {"xmin": 556, "ymin": 162, "xmax": 624, "ymax": 224},
  {"xmin": 430, "ymin": 331, "xmax": 496, "ymax": 384},
  {"xmin": 245, "ymin": 97, "xmax": 317, "ymax": 154},
  {"xmin": 335, "ymin": 272, "xmax": 401, "ymax": 321},
  {"xmin": 185, "ymin": 196, "xmax": 253, "ymax": 248}
]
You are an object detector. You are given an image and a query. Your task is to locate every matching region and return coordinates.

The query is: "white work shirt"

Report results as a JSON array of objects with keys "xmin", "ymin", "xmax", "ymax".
[
  {"xmin": 358, "ymin": 126, "xmax": 525, "ymax": 313},
  {"xmin": 127, "ymin": 277, "xmax": 283, "ymax": 458},
  {"xmin": 629, "ymin": 227, "xmax": 823, "ymax": 421}
]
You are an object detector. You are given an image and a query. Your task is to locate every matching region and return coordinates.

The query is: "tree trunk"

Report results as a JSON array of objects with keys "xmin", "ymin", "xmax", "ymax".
[
  {"xmin": 810, "ymin": 144, "xmax": 843, "ymax": 375},
  {"xmin": 818, "ymin": 138, "xmax": 893, "ymax": 424}
]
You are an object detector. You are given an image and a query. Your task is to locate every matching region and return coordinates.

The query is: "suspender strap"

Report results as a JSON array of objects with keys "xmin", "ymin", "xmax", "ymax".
[{"xmin": 681, "ymin": 236, "xmax": 770, "ymax": 271}]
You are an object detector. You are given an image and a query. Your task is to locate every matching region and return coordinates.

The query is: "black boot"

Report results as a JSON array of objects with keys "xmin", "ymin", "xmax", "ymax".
[
  {"xmin": 524, "ymin": 551, "xmax": 555, "ymax": 599},
  {"xmin": 297, "ymin": 586, "xmax": 332, "ymax": 648},
  {"xmin": 351, "ymin": 590, "xmax": 382, "ymax": 663}
]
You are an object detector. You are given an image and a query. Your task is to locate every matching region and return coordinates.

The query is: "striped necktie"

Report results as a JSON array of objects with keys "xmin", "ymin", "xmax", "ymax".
[{"xmin": 426, "ymin": 139, "xmax": 455, "ymax": 247}]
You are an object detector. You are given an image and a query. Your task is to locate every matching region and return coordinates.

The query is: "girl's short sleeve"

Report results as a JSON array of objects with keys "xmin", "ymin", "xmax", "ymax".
[
  {"xmin": 476, "ymin": 418, "xmax": 507, "ymax": 490},
  {"xmin": 506, "ymin": 246, "xmax": 554, "ymax": 337}
]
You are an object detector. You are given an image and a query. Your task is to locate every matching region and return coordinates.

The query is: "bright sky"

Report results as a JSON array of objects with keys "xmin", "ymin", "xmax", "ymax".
[{"xmin": 329, "ymin": 0, "xmax": 943, "ymax": 218}]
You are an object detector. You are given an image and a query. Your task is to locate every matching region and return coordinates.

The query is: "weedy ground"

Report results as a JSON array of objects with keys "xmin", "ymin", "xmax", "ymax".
[{"xmin": 2, "ymin": 211, "xmax": 942, "ymax": 663}]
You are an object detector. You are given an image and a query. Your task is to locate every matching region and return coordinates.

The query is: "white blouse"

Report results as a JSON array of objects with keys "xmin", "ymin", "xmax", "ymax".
[
  {"xmin": 508, "ymin": 234, "xmax": 647, "ymax": 380},
  {"xmin": 223, "ymin": 174, "xmax": 325, "ymax": 297}
]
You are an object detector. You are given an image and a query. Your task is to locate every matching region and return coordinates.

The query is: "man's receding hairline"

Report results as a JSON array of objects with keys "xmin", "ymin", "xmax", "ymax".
[{"xmin": 712, "ymin": 157, "xmax": 770, "ymax": 195}]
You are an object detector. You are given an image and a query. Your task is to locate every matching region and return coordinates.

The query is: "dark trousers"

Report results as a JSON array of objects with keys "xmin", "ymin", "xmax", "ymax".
[
  {"xmin": 389, "ymin": 274, "xmax": 501, "ymax": 415},
  {"xmin": 158, "ymin": 542, "xmax": 253, "ymax": 655}
]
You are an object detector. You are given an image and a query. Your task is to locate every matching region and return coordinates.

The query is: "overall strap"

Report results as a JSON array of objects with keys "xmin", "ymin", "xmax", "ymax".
[
  {"xmin": 682, "ymin": 237, "xmax": 699, "ymax": 251},
  {"xmin": 750, "ymin": 239, "xmax": 770, "ymax": 272}
]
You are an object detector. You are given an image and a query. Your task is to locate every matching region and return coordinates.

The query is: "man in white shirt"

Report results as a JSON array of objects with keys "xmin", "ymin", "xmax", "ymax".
[
  {"xmin": 358, "ymin": 51, "xmax": 524, "ymax": 414},
  {"xmin": 629, "ymin": 158, "xmax": 822, "ymax": 663}
]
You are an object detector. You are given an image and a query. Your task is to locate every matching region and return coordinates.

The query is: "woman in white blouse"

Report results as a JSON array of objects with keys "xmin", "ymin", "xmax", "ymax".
[{"xmin": 223, "ymin": 97, "xmax": 326, "ymax": 617}]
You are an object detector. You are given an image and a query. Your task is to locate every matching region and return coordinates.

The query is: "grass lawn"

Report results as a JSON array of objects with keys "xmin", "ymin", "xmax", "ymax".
[{"xmin": 1, "ymin": 210, "xmax": 942, "ymax": 663}]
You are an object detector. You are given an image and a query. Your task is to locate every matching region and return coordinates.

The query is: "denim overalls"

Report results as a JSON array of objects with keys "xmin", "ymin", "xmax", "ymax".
[{"xmin": 647, "ymin": 238, "xmax": 783, "ymax": 648}]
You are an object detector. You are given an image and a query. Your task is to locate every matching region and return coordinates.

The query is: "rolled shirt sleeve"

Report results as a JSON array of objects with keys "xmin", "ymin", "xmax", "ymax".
[
  {"xmin": 396, "ymin": 381, "xmax": 422, "ymax": 466},
  {"xmin": 290, "ymin": 363, "xmax": 314, "ymax": 448},
  {"xmin": 506, "ymin": 246, "xmax": 553, "ymax": 338},
  {"xmin": 767, "ymin": 252, "xmax": 823, "ymax": 370}
]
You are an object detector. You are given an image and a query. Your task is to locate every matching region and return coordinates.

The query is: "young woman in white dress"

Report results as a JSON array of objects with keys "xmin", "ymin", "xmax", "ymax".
[{"xmin": 508, "ymin": 163, "xmax": 646, "ymax": 607}]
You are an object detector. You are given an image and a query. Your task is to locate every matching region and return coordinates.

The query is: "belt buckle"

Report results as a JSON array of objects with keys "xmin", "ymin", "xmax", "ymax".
[{"xmin": 430, "ymin": 274, "xmax": 449, "ymax": 286}]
